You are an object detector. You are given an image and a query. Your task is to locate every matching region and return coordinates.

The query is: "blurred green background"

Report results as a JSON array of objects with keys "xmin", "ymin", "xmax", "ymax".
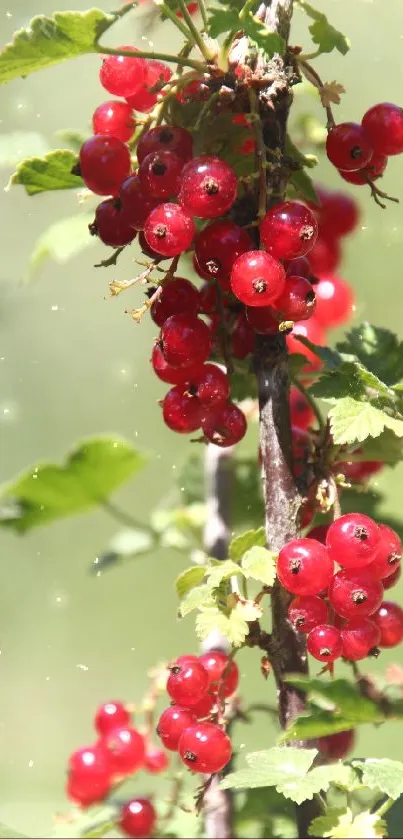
[{"xmin": 1, "ymin": 0, "xmax": 403, "ymax": 834}]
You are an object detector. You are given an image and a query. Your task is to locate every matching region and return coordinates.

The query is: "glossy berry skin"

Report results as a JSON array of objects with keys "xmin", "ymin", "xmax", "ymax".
[
  {"xmin": 260, "ymin": 201, "xmax": 318, "ymax": 260},
  {"xmin": 307, "ymin": 624, "xmax": 342, "ymax": 662},
  {"xmin": 231, "ymin": 313, "xmax": 255, "ymax": 359},
  {"xmin": 100, "ymin": 47, "xmax": 146, "ymax": 97},
  {"xmin": 178, "ymin": 156, "xmax": 238, "ymax": 219},
  {"xmin": 286, "ymin": 319, "xmax": 325, "ymax": 372},
  {"xmin": 326, "ymin": 122, "xmax": 373, "ymax": 171},
  {"xmin": 337, "ymin": 458, "xmax": 383, "ymax": 483},
  {"xmin": 91, "ymin": 199, "xmax": 136, "ymax": 246},
  {"xmin": 139, "ymin": 150, "xmax": 184, "ymax": 199},
  {"xmin": 285, "ymin": 256, "xmax": 311, "ymax": 279},
  {"xmin": 95, "ymin": 701, "xmax": 131, "ymax": 737},
  {"xmin": 79, "ymin": 135, "xmax": 131, "ymax": 196},
  {"xmin": 199, "ymin": 650, "xmax": 239, "ymax": 697},
  {"xmin": 201, "ymin": 402, "xmax": 247, "ymax": 447},
  {"xmin": 157, "ymin": 706, "xmax": 197, "ymax": 751},
  {"xmin": 306, "ymin": 524, "xmax": 329, "ymax": 544},
  {"xmin": 137, "ymin": 125, "xmax": 193, "ymax": 164},
  {"xmin": 308, "ymin": 235, "xmax": 341, "ymax": 276},
  {"xmin": 184, "ymin": 692, "xmax": 216, "ymax": 719},
  {"xmin": 369, "ymin": 524, "xmax": 402, "ymax": 579},
  {"xmin": 289, "ymin": 387, "xmax": 314, "ymax": 431},
  {"xmin": 92, "ymin": 100, "xmax": 135, "ymax": 142},
  {"xmin": 340, "ymin": 618, "xmax": 380, "ymax": 661},
  {"xmin": 199, "ymin": 282, "xmax": 218, "ymax": 314},
  {"xmin": 67, "ymin": 745, "xmax": 111, "ymax": 807},
  {"xmin": 188, "ymin": 364, "xmax": 230, "ymax": 409},
  {"xmin": 126, "ymin": 60, "xmax": 172, "ymax": 112},
  {"xmin": 277, "ymin": 538, "xmax": 334, "ymax": 596},
  {"xmin": 373, "ymin": 601, "xmax": 403, "ymax": 647},
  {"xmin": 318, "ymin": 191, "xmax": 360, "ymax": 239},
  {"xmin": 119, "ymin": 174, "xmax": 159, "ymax": 230},
  {"xmin": 151, "ymin": 343, "xmax": 202, "ymax": 386},
  {"xmin": 317, "ymin": 730, "xmax": 355, "ymax": 761},
  {"xmin": 162, "ymin": 385, "xmax": 202, "ymax": 433},
  {"xmin": 120, "ymin": 798, "xmax": 156, "ymax": 838},
  {"xmin": 160, "ymin": 313, "xmax": 211, "ymax": 368},
  {"xmin": 167, "ymin": 658, "xmax": 209, "ymax": 706},
  {"xmin": 143, "ymin": 747, "xmax": 169, "ymax": 774},
  {"xmin": 362, "ymin": 103, "xmax": 403, "ymax": 156},
  {"xmin": 230, "ymin": 250, "xmax": 286, "ymax": 307},
  {"xmin": 274, "ymin": 275, "xmax": 316, "ymax": 322},
  {"xmin": 383, "ymin": 565, "xmax": 401, "ymax": 591},
  {"xmin": 102, "ymin": 726, "xmax": 145, "ymax": 775},
  {"xmin": 178, "ymin": 722, "xmax": 232, "ymax": 773},
  {"xmin": 339, "ymin": 151, "xmax": 387, "ymax": 185},
  {"xmin": 144, "ymin": 203, "xmax": 195, "ymax": 257},
  {"xmin": 326, "ymin": 513, "xmax": 381, "ymax": 569},
  {"xmin": 194, "ymin": 220, "xmax": 253, "ymax": 288},
  {"xmin": 246, "ymin": 305, "xmax": 280, "ymax": 335},
  {"xmin": 328, "ymin": 569, "xmax": 383, "ymax": 620},
  {"xmin": 288, "ymin": 595, "xmax": 328, "ymax": 633},
  {"xmin": 313, "ymin": 275, "xmax": 354, "ymax": 328},
  {"xmin": 151, "ymin": 278, "xmax": 200, "ymax": 327}
]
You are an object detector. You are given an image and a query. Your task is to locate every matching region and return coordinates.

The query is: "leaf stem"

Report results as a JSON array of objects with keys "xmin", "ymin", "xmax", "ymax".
[
  {"xmin": 155, "ymin": 0, "xmax": 195, "ymax": 40},
  {"xmin": 102, "ymin": 500, "xmax": 149, "ymax": 531},
  {"xmin": 196, "ymin": 0, "xmax": 209, "ymax": 30},
  {"xmin": 375, "ymin": 797, "xmax": 394, "ymax": 818},
  {"xmin": 174, "ymin": 0, "xmax": 216, "ymax": 61},
  {"xmin": 96, "ymin": 43, "xmax": 206, "ymax": 71},
  {"xmin": 291, "ymin": 375, "xmax": 324, "ymax": 432}
]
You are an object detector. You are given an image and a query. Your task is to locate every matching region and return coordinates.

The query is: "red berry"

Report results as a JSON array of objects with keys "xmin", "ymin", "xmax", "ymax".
[
  {"xmin": 143, "ymin": 747, "xmax": 169, "ymax": 773},
  {"xmin": 307, "ymin": 624, "xmax": 342, "ymax": 662},
  {"xmin": 308, "ymin": 235, "xmax": 341, "ymax": 276},
  {"xmin": 373, "ymin": 601, "xmax": 403, "ymax": 647},
  {"xmin": 184, "ymin": 692, "xmax": 216, "ymax": 719},
  {"xmin": 286, "ymin": 319, "xmax": 325, "ymax": 372},
  {"xmin": 79, "ymin": 135, "xmax": 131, "ymax": 196},
  {"xmin": 162, "ymin": 384, "xmax": 202, "ymax": 433},
  {"xmin": 90, "ymin": 198, "xmax": 136, "ymax": 247},
  {"xmin": 317, "ymin": 730, "xmax": 355, "ymax": 761},
  {"xmin": 188, "ymin": 363, "xmax": 230, "ymax": 408},
  {"xmin": 326, "ymin": 123, "xmax": 373, "ymax": 171},
  {"xmin": 362, "ymin": 103, "xmax": 403, "ymax": 156},
  {"xmin": 95, "ymin": 701, "xmax": 131, "ymax": 737},
  {"xmin": 167, "ymin": 658, "xmax": 209, "ymax": 706},
  {"xmin": 201, "ymin": 402, "xmax": 247, "ymax": 447},
  {"xmin": 139, "ymin": 150, "xmax": 184, "ymax": 199},
  {"xmin": 120, "ymin": 798, "xmax": 156, "ymax": 838},
  {"xmin": 102, "ymin": 726, "xmax": 145, "ymax": 775},
  {"xmin": 144, "ymin": 203, "xmax": 195, "ymax": 256},
  {"xmin": 328, "ymin": 569, "xmax": 383, "ymax": 620},
  {"xmin": 260, "ymin": 201, "xmax": 318, "ymax": 260},
  {"xmin": 231, "ymin": 312, "xmax": 255, "ymax": 358},
  {"xmin": 160, "ymin": 313, "xmax": 211, "ymax": 368},
  {"xmin": 246, "ymin": 305, "xmax": 280, "ymax": 335},
  {"xmin": 288, "ymin": 595, "xmax": 329, "ymax": 633},
  {"xmin": 285, "ymin": 256, "xmax": 312, "ymax": 279},
  {"xmin": 178, "ymin": 156, "xmax": 238, "ymax": 219},
  {"xmin": 119, "ymin": 173, "xmax": 159, "ymax": 230},
  {"xmin": 230, "ymin": 250, "xmax": 286, "ymax": 307},
  {"xmin": 92, "ymin": 100, "xmax": 135, "ymax": 142},
  {"xmin": 277, "ymin": 538, "xmax": 333, "ymax": 596},
  {"xmin": 306, "ymin": 524, "xmax": 329, "ymax": 544},
  {"xmin": 318, "ymin": 191, "xmax": 360, "ymax": 239},
  {"xmin": 326, "ymin": 513, "xmax": 381, "ymax": 569},
  {"xmin": 194, "ymin": 220, "xmax": 253, "ymax": 288},
  {"xmin": 151, "ymin": 342, "xmax": 202, "ymax": 385},
  {"xmin": 199, "ymin": 282, "xmax": 218, "ymax": 314},
  {"xmin": 100, "ymin": 46, "xmax": 146, "ymax": 98},
  {"xmin": 157, "ymin": 706, "xmax": 197, "ymax": 751},
  {"xmin": 199, "ymin": 650, "xmax": 239, "ymax": 697},
  {"xmin": 274, "ymin": 275, "xmax": 316, "ymax": 322},
  {"xmin": 151, "ymin": 277, "xmax": 200, "ymax": 326},
  {"xmin": 336, "ymin": 459, "xmax": 383, "ymax": 483},
  {"xmin": 383, "ymin": 565, "xmax": 401, "ymax": 591},
  {"xmin": 178, "ymin": 722, "xmax": 232, "ymax": 773},
  {"xmin": 137, "ymin": 125, "xmax": 193, "ymax": 164},
  {"xmin": 126, "ymin": 60, "xmax": 172, "ymax": 113},
  {"xmin": 313, "ymin": 275, "xmax": 355, "ymax": 328},
  {"xmin": 338, "ymin": 150, "xmax": 387, "ymax": 185},
  {"xmin": 67, "ymin": 745, "xmax": 111, "ymax": 807},
  {"xmin": 289, "ymin": 386, "xmax": 314, "ymax": 431},
  {"xmin": 340, "ymin": 618, "xmax": 380, "ymax": 660},
  {"xmin": 370, "ymin": 524, "xmax": 402, "ymax": 580},
  {"xmin": 177, "ymin": 79, "xmax": 209, "ymax": 104},
  {"xmin": 291, "ymin": 426, "xmax": 313, "ymax": 478}
]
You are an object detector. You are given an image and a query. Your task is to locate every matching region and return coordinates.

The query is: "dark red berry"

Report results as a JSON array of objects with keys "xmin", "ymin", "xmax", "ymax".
[
  {"xmin": 194, "ymin": 220, "xmax": 253, "ymax": 289},
  {"xmin": 184, "ymin": 692, "xmax": 216, "ymax": 719},
  {"xmin": 144, "ymin": 203, "xmax": 195, "ymax": 256},
  {"xmin": 79, "ymin": 135, "xmax": 131, "ymax": 196},
  {"xmin": 306, "ymin": 524, "xmax": 329, "ymax": 544},
  {"xmin": 326, "ymin": 513, "xmax": 381, "ymax": 569},
  {"xmin": 201, "ymin": 402, "xmax": 247, "ymax": 447},
  {"xmin": 143, "ymin": 747, "xmax": 169, "ymax": 774},
  {"xmin": 274, "ymin": 275, "xmax": 316, "ymax": 322},
  {"xmin": 188, "ymin": 363, "xmax": 230, "ymax": 408},
  {"xmin": 139, "ymin": 150, "xmax": 184, "ymax": 199},
  {"xmin": 157, "ymin": 706, "xmax": 197, "ymax": 751},
  {"xmin": 137, "ymin": 125, "xmax": 193, "ymax": 164},
  {"xmin": 102, "ymin": 726, "xmax": 145, "ymax": 775},
  {"xmin": 178, "ymin": 722, "xmax": 232, "ymax": 773},
  {"xmin": 231, "ymin": 312, "xmax": 255, "ymax": 358},
  {"xmin": 369, "ymin": 524, "xmax": 402, "ymax": 579},
  {"xmin": 373, "ymin": 601, "xmax": 403, "ymax": 647},
  {"xmin": 162, "ymin": 384, "xmax": 202, "ymax": 433},
  {"xmin": 288, "ymin": 595, "xmax": 329, "ymax": 633},
  {"xmin": 317, "ymin": 730, "xmax": 355, "ymax": 761},
  {"xmin": 151, "ymin": 342, "xmax": 202, "ymax": 385},
  {"xmin": 336, "ymin": 458, "xmax": 383, "ymax": 483},
  {"xmin": 291, "ymin": 426, "xmax": 313, "ymax": 479},
  {"xmin": 318, "ymin": 191, "xmax": 360, "ymax": 238},
  {"xmin": 67, "ymin": 745, "xmax": 111, "ymax": 807},
  {"xmin": 313, "ymin": 275, "xmax": 355, "ymax": 328},
  {"xmin": 383, "ymin": 565, "xmax": 401, "ymax": 590},
  {"xmin": 151, "ymin": 277, "xmax": 200, "ymax": 326},
  {"xmin": 178, "ymin": 156, "xmax": 238, "ymax": 219},
  {"xmin": 308, "ymin": 235, "xmax": 341, "ymax": 276},
  {"xmin": 199, "ymin": 650, "xmax": 239, "ymax": 697},
  {"xmin": 285, "ymin": 256, "xmax": 311, "ymax": 278},
  {"xmin": 338, "ymin": 150, "xmax": 387, "ymax": 185},
  {"xmin": 289, "ymin": 386, "xmax": 314, "ymax": 431},
  {"xmin": 176, "ymin": 79, "xmax": 209, "ymax": 104},
  {"xmin": 328, "ymin": 568, "xmax": 384, "ymax": 620},
  {"xmin": 126, "ymin": 60, "xmax": 172, "ymax": 113},
  {"xmin": 231, "ymin": 250, "xmax": 286, "ymax": 307},
  {"xmin": 199, "ymin": 282, "xmax": 218, "ymax": 314},
  {"xmin": 362, "ymin": 103, "xmax": 403, "ymax": 156},
  {"xmin": 260, "ymin": 201, "xmax": 318, "ymax": 260},
  {"xmin": 277, "ymin": 538, "xmax": 334, "ymax": 596},
  {"xmin": 119, "ymin": 173, "xmax": 159, "ymax": 230},
  {"xmin": 92, "ymin": 100, "xmax": 135, "ymax": 142},
  {"xmin": 286, "ymin": 319, "xmax": 325, "ymax": 372},
  {"xmin": 100, "ymin": 46, "xmax": 146, "ymax": 98},
  {"xmin": 120, "ymin": 798, "xmax": 156, "ymax": 838},
  {"xmin": 326, "ymin": 123, "xmax": 373, "ymax": 171},
  {"xmin": 340, "ymin": 618, "xmax": 380, "ymax": 660},
  {"xmin": 95, "ymin": 701, "xmax": 131, "ymax": 737},
  {"xmin": 246, "ymin": 305, "xmax": 280, "ymax": 335},
  {"xmin": 167, "ymin": 658, "xmax": 209, "ymax": 706},
  {"xmin": 307, "ymin": 624, "xmax": 342, "ymax": 662},
  {"xmin": 160, "ymin": 313, "xmax": 211, "ymax": 368},
  {"xmin": 91, "ymin": 199, "xmax": 136, "ymax": 246}
]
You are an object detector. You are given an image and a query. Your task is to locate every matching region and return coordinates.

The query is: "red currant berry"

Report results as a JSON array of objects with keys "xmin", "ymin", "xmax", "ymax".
[
  {"xmin": 100, "ymin": 47, "xmax": 146, "ymax": 98},
  {"xmin": 139, "ymin": 229, "xmax": 168, "ymax": 260},
  {"xmin": 260, "ymin": 201, "xmax": 318, "ymax": 260},
  {"xmin": 338, "ymin": 150, "xmax": 387, "ymax": 185},
  {"xmin": 288, "ymin": 595, "xmax": 329, "ymax": 633},
  {"xmin": 79, "ymin": 135, "xmax": 131, "ymax": 196},
  {"xmin": 102, "ymin": 726, "xmax": 145, "ymax": 775},
  {"xmin": 307, "ymin": 624, "xmax": 342, "ymax": 662},
  {"xmin": 289, "ymin": 386, "xmax": 315, "ymax": 431},
  {"xmin": 308, "ymin": 235, "xmax": 341, "ymax": 276},
  {"xmin": 336, "ymin": 458, "xmax": 383, "ymax": 483},
  {"xmin": 157, "ymin": 706, "xmax": 197, "ymax": 751},
  {"xmin": 137, "ymin": 125, "xmax": 193, "ymax": 164},
  {"xmin": 231, "ymin": 312, "xmax": 255, "ymax": 358},
  {"xmin": 373, "ymin": 601, "xmax": 403, "ymax": 647},
  {"xmin": 313, "ymin": 275, "xmax": 355, "ymax": 328},
  {"xmin": 194, "ymin": 220, "xmax": 253, "ymax": 288},
  {"xmin": 90, "ymin": 199, "xmax": 136, "ymax": 247},
  {"xmin": 285, "ymin": 256, "xmax": 311, "ymax": 279},
  {"xmin": 291, "ymin": 426, "xmax": 313, "ymax": 479},
  {"xmin": 126, "ymin": 60, "xmax": 172, "ymax": 113},
  {"xmin": 317, "ymin": 730, "xmax": 355, "ymax": 761},
  {"xmin": 187, "ymin": 363, "xmax": 230, "ymax": 408},
  {"xmin": 67, "ymin": 745, "xmax": 111, "ymax": 807},
  {"xmin": 383, "ymin": 565, "xmax": 401, "ymax": 590},
  {"xmin": 178, "ymin": 722, "xmax": 232, "ymax": 773},
  {"xmin": 151, "ymin": 342, "xmax": 202, "ymax": 385},
  {"xmin": 306, "ymin": 524, "xmax": 329, "ymax": 544},
  {"xmin": 274, "ymin": 275, "xmax": 316, "ymax": 322},
  {"xmin": 318, "ymin": 191, "xmax": 360, "ymax": 239},
  {"xmin": 162, "ymin": 384, "xmax": 202, "ymax": 433},
  {"xmin": 92, "ymin": 100, "xmax": 135, "ymax": 143},
  {"xmin": 328, "ymin": 569, "xmax": 383, "ymax": 620},
  {"xmin": 326, "ymin": 513, "xmax": 381, "ymax": 569},
  {"xmin": 362, "ymin": 103, "xmax": 403, "ymax": 156},
  {"xmin": 119, "ymin": 174, "xmax": 159, "ymax": 230},
  {"xmin": 120, "ymin": 798, "xmax": 156, "ymax": 838},
  {"xmin": 199, "ymin": 650, "xmax": 239, "ymax": 697},
  {"xmin": 199, "ymin": 282, "xmax": 218, "ymax": 314},
  {"xmin": 370, "ymin": 524, "xmax": 402, "ymax": 580},
  {"xmin": 340, "ymin": 618, "xmax": 380, "ymax": 660},
  {"xmin": 144, "ymin": 203, "xmax": 195, "ymax": 257},
  {"xmin": 139, "ymin": 150, "xmax": 184, "ymax": 199},
  {"xmin": 183, "ymin": 692, "xmax": 216, "ymax": 719},
  {"xmin": 160, "ymin": 313, "xmax": 211, "ymax": 368},
  {"xmin": 231, "ymin": 250, "xmax": 285, "ymax": 307},
  {"xmin": 167, "ymin": 658, "xmax": 209, "ymax": 706},
  {"xmin": 177, "ymin": 79, "xmax": 209, "ymax": 104},
  {"xmin": 201, "ymin": 402, "xmax": 247, "ymax": 447},
  {"xmin": 151, "ymin": 278, "xmax": 200, "ymax": 326},
  {"xmin": 143, "ymin": 747, "xmax": 169, "ymax": 774},
  {"xmin": 277, "ymin": 538, "xmax": 333, "ymax": 596},
  {"xmin": 246, "ymin": 305, "xmax": 280, "ymax": 335},
  {"xmin": 286, "ymin": 319, "xmax": 325, "ymax": 372},
  {"xmin": 95, "ymin": 701, "xmax": 131, "ymax": 737},
  {"xmin": 326, "ymin": 123, "xmax": 373, "ymax": 171},
  {"xmin": 178, "ymin": 156, "xmax": 238, "ymax": 219}
]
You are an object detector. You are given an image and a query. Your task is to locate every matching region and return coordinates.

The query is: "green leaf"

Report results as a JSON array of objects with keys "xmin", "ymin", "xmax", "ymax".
[
  {"xmin": 0, "ymin": 436, "xmax": 146, "ymax": 534},
  {"xmin": 309, "ymin": 808, "xmax": 386, "ymax": 839},
  {"xmin": 241, "ymin": 546, "xmax": 276, "ymax": 586},
  {"xmin": 176, "ymin": 566, "xmax": 206, "ymax": 599},
  {"xmin": 337, "ymin": 323, "xmax": 403, "ymax": 387},
  {"xmin": 309, "ymin": 359, "xmax": 395, "ymax": 403},
  {"xmin": 242, "ymin": 15, "xmax": 285, "ymax": 58},
  {"xmin": 195, "ymin": 606, "xmax": 249, "ymax": 647},
  {"xmin": 206, "ymin": 560, "xmax": 241, "ymax": 588},
  {"xmin": 28, "ymin": 213, "xmax": 95, "ymax": 278},
  {"xmin": 329, "ymin": 397, "xmax": 403, "ymax": 446},
  {"xmin": 229, "ymin": 527, "xmax": 266, "ymax": 561},
  {"xmin": 296, "ymin": 1, "xmax": 350, "ymax": 55},
  {"xmin": 234, "ymin": 787, "xmax": 296, "ymax": 839},
  {"xmin": 91, "ymin": 527, "xmax": 156, "ymax": 574},
  {"xmin": 0, "ymin": 9, "xmax": 115, "ymax": 85},
  {"xmin": 55, "ymin": 128, "xmax": 90, "ymax": 152},
  {"xmin": 207, "ymin": 7, "xmax": 240, "ymax": 37},
  {"xmin": 7, "ymin": 149, "xmax": 82, "ymax": 195},
  {"xmin": 0, "ymin": 130, "xmax": 49, "ymax": 167},
  {"xmin": 178, "ymin": 584, "xmax": 214, "ymax": 617},
  {"xmin": 352, "ymin": 758, "xmax": 403, "ymax": 800},
  {"xmin": 289, "ymin": 168, "xmax": 320, "ymax": 205},
  {"xmin": 348, "ymin": 429, "xmax": 403, "ymax": 466}
]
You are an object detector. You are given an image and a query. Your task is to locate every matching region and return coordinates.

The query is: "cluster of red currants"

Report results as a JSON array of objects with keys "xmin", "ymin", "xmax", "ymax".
[
  {"xmin": 277, "ymin": 512, "xmax": 403, "ymax": 664},
  {"xmin": 326, "ymin": 103, "xmax": 403, "ymax": 185},
  {"xmin": 157, "ymin": 650, "xmax": 238, "ymax": 774}
]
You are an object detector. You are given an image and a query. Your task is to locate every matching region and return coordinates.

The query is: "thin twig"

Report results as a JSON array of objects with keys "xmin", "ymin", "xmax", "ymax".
[
  {"xmin": 96, "ymin": 43, "xmax": 206, "ymax": 72},
  {"xmin": 95, "ymin": 245, "xmax": 126, "ymax": 269},
  {"xmin": 109, "ymin": 262, "xmax": 157, "ymax": 296},
  {"xmin": 175, "ymin": 0, "xmax": 216, "ymax": 61}
]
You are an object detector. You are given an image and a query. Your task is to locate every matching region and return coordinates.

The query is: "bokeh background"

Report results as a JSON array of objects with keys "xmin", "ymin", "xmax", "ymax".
[{"xmin": 1, "ymin": 0, "xmax": 403, "ymax": 834}]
